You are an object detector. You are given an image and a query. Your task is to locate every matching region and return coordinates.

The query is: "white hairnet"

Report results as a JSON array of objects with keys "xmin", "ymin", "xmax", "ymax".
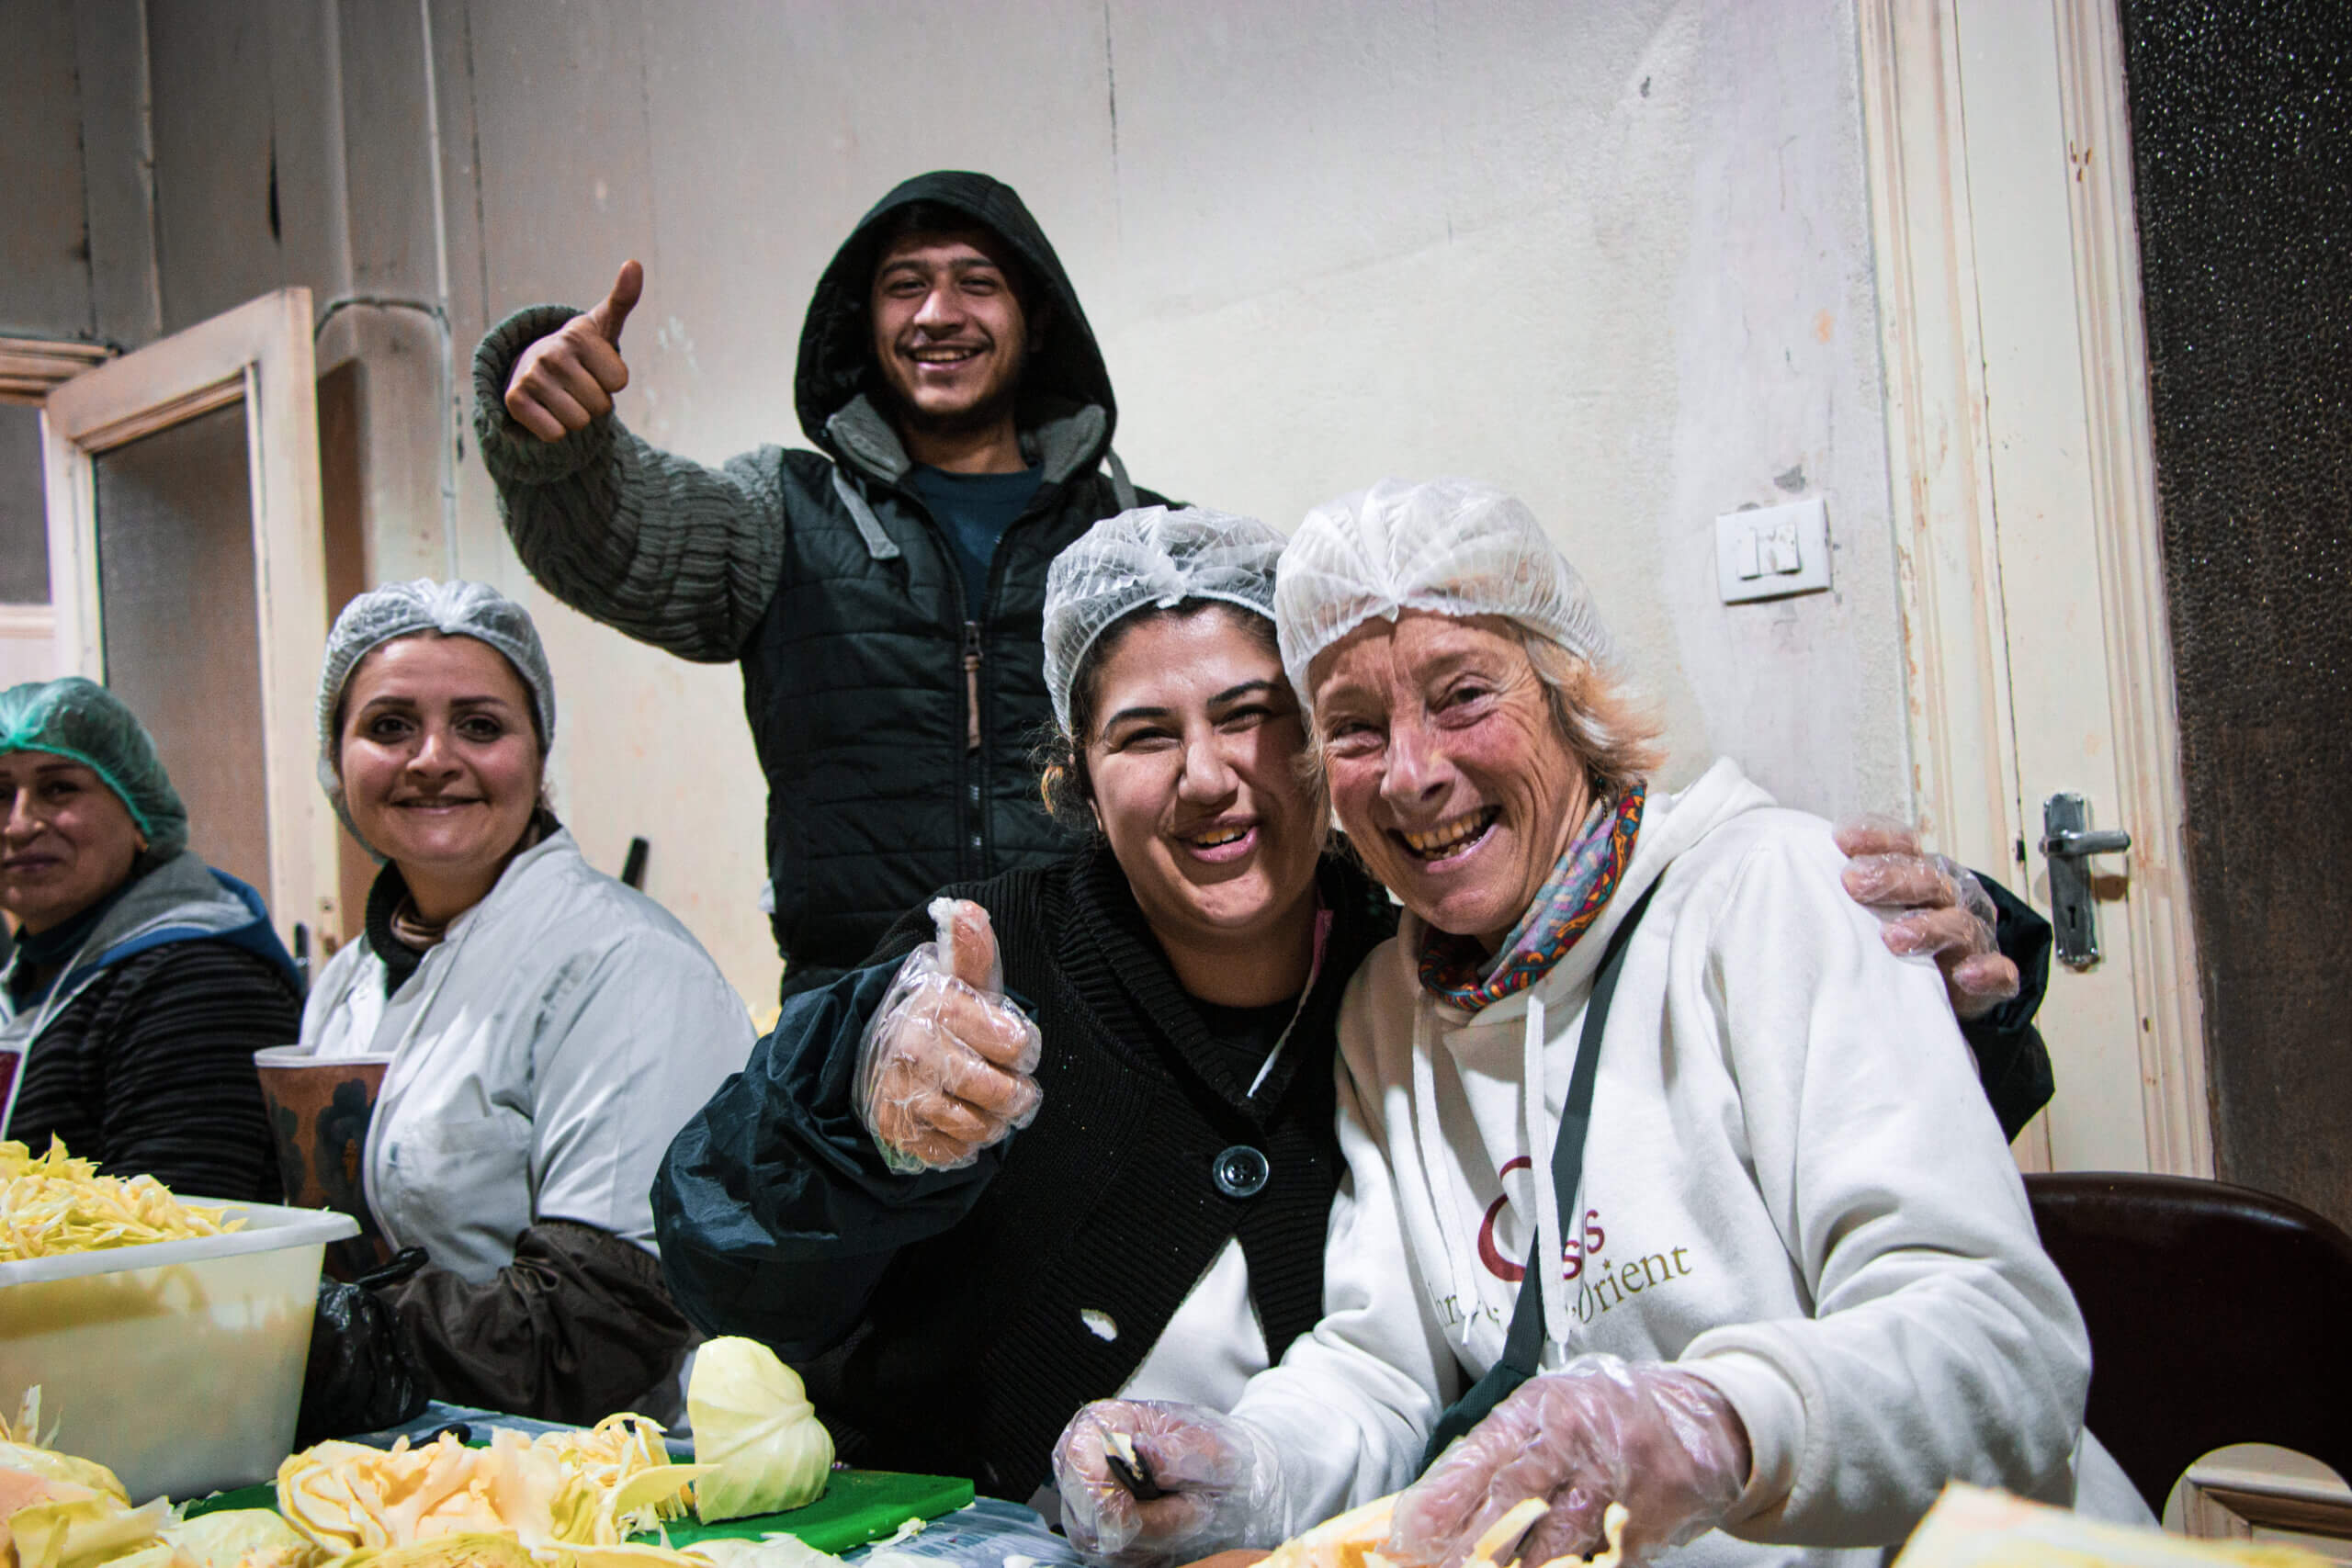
[
  {"xmin": 1273, "ymin": 477, "xmax": 1613, "ymax": 705},
  {"xmin": 314, "ymin": 579, "xmax": 557, "ymax": 816},
  {"xmin": 1042, "ymin": 506, "xmax": 1288, "ymax": 733}
]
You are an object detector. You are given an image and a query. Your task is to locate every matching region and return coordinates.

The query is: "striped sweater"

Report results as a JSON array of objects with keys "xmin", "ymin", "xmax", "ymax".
[{"xmin": 8, "ymin": 940, "xmax": 295, "ymax": 1201}]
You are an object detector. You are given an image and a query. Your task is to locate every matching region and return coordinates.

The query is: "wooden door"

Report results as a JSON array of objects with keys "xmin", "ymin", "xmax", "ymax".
[{"xmin": 1860, "ymin": 0, "xmax": 2209, "ymax": 1176}]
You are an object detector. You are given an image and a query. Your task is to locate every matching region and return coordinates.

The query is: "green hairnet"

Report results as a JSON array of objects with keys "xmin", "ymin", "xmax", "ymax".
[{"xmin": 0, "ymin": 677, "xmax": 188, "ymax": 855}]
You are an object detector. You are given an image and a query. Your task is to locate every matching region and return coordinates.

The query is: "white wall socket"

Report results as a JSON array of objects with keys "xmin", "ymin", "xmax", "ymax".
[{"xmin": 1715, "ymin": 496, "xmax": 1830, "ymax": 604}]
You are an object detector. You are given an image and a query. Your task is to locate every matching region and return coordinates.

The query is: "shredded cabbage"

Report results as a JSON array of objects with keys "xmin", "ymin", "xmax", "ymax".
[
  {"xmin": 334, "ymin": 1533, "xmax": 538, "ymax": 1568},
  {"xmin": 7, "ymin": 1494, "xmax": 172, "ymax": 1568},
  {"xmin": 277, "ymin": 1423, "xmax": 706, "ymax": 1556},
  {"xmin": 0, "ymin": 1142, "xmax": 242, "ymax": 1261}
]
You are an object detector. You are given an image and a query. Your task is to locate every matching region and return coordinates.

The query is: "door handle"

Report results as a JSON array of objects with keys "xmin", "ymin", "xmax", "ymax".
[{"xmin": 2041, "ymin": 794, "xmax": 2132, "ymax": 968}]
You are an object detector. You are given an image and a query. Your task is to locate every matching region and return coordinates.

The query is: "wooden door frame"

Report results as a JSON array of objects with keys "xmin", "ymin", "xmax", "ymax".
[
  {"xmin": 40, "ymin": 288, "xmax": 339, "ymax": 949},
  {"xmin": 1858, "ymin": 0, "xmax": 2210, "ymax": 1176}
]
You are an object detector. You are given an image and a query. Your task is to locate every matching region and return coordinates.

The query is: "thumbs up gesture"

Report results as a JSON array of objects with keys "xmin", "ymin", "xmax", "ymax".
[
  {"xmin": 854, "ymin": 897, "xmax": 1046, "ymax": 1174},
  {"xmin": 503, "ymin": 260, "xmax": 643, "ymax": 442}
]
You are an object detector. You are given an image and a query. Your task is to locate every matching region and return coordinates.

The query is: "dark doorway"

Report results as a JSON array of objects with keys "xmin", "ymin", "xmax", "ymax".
[{"xmin": 2119, "ymin": 0, "xmax": 2352, "ymax": 1227}]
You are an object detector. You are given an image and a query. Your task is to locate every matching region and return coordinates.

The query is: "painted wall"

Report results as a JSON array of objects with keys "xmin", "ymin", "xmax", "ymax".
[{"xmin": 5, "ymin": 0, "xmax": 1911, "ymax": 1010}]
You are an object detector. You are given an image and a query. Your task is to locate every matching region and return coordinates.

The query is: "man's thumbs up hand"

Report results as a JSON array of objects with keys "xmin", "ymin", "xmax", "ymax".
[{"xmin": 503, "ymin": 260, "xmax": 642, "ymax": 443}]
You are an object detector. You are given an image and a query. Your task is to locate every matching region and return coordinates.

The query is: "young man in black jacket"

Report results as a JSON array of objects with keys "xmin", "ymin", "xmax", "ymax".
[{"xmin": 476, "ymin": 171, "xmax": 1159, "ymax": 997}]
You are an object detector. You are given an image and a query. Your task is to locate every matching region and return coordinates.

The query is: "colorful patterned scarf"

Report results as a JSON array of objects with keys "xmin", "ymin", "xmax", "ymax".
[{"xmin": 1415, "ymin": 781, "xmax": 1646, "ymax": 1013}]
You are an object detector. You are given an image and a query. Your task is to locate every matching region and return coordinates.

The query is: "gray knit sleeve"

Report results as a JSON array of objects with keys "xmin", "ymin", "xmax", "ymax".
[{"xmin": 471, "ymin": 303, "xmax": 786, "ymax": 663}]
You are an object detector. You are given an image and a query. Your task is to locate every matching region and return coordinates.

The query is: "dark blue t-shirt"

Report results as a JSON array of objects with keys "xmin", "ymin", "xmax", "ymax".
[{"xmin": 907, "ymin": 464, "xmax": 1045, "ymax": 615}]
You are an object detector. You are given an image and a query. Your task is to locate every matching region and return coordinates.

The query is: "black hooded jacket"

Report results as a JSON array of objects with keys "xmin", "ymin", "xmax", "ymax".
[{"xmin": 474, "ymin": 173, "xmax": 1162, "ymax": 996}]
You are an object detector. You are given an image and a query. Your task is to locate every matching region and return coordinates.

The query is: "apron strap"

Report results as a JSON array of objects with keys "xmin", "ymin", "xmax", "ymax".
[{"xmin": 1417, "ymin": 878, "xmax": 1661, "ymax": 1472}]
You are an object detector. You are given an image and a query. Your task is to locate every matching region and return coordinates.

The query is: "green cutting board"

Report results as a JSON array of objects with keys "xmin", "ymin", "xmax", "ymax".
[
  {"xmin": 657, "ymin": 1471, "xmax": 975, "ymax": 1554},
  {"xmin": 186, "ymin": 1470, "xmax": 975, "ymax": 1556}
]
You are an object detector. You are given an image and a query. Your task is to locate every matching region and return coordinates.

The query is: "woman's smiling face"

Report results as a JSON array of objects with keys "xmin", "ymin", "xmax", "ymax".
[
  {"xmin": 1310, "ymin": 611, "xmax": 1592, "ymax": 949},
  {"xmin": 0, "ymin": 754, "xmax": 143, "ymax": 934},
  {"xmin": 1082, "ymin": 605, "xmax": 1324, "ymax": 964},
  {"xmin": 335, "ymin": 634, "xmax": 541, "ymax": 886}
]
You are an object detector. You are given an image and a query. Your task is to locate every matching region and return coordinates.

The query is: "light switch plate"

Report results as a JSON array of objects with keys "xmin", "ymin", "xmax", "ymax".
[{"xmin": 1716, "ymin": 496, "xmax": 1830, "ymax": 604}]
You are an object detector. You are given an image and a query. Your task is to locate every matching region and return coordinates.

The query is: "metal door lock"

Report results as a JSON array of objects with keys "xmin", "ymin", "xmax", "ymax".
[{"xmin": 2041, "ymin": 793, "xmax": 2132, "ymax": 968}]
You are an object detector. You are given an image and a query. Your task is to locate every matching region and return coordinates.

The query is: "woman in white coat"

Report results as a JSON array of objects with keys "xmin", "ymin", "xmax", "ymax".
[
  {"xmin": 297, "ymin": 580, "xmax": 754, "ymax": 1424},
  {"xmin": 1054, "ymin": 480, "xmax": 2142, "ymax": 1568}
]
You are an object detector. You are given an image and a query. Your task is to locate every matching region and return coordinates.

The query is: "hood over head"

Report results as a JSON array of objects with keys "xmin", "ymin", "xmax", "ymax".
[{"xmin": 793, "ymin": 171, "xmax": 1117, "ymax": 463}]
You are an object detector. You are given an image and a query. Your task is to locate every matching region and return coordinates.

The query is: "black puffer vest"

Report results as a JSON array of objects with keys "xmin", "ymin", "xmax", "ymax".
[{"xmin": 757, "ymin": 171, "xmax": 1160, "ymax": 994}]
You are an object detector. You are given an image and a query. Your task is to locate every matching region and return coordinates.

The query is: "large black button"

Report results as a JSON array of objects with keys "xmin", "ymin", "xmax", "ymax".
[{"xmin": 1213, "ymin": 1145, "xmax": 1271, "ymax": 1199}]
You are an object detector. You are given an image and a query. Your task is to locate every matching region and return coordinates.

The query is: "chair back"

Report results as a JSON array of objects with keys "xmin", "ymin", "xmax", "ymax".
[{"xmin": 2025, "ymin": 1171, "xmax": 2352, "ymax": 1515}]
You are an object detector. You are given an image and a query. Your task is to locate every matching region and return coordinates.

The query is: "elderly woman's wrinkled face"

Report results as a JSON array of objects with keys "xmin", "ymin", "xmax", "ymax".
[
  {"xmin": 1083, "ymin": 606, "xmax": 1323, "ymax": 957},
  {"xmin": 336, "ymin": 634, "xmax": 541, "ymax": 890},
  {"xmin": 0, "ymin": 755, "xmax": 143, "ymax": 935},
  {"xmin": 1312, "ymin": 612, "xmax": 1592, "ymax": 949}
]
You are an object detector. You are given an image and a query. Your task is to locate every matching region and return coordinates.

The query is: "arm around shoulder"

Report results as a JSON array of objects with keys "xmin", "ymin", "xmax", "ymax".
[{"xmin": 1958, "ymin": 873, "xmax": 2057, "ymax": 1139}]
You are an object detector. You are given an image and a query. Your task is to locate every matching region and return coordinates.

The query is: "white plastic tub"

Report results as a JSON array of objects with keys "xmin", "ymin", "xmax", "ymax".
[{"xmin": 0, "ymin": 1201, "xmax": 357, "ymax": 1502}]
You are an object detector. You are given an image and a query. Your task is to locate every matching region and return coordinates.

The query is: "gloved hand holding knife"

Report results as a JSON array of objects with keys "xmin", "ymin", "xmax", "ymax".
[{"xmin": 1053, "ymin": 1399, "xmax": 1285, "ymax": 1567}]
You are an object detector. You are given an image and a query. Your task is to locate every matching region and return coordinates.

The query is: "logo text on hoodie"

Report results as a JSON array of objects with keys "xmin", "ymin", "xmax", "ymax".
[{"xmin": 1453, "ymin": 1156, "xmax": 1701, "ymax": 1329}]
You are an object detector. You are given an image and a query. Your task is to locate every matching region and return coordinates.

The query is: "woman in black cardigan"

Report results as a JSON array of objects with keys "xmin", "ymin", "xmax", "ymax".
[
  {"xmin": 652, "ymin": 507, "xmax": 2052, "ymax": 1507},
  {"xmin": 658, "ymin": 507, "xmax": 1388, "ymax": 1504}
]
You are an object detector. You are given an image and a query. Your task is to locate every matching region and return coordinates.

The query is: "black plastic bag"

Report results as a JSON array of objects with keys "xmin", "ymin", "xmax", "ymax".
[{"xmin": 294, "ymin": 1247, "xmax": 431, "ymax": 1449}]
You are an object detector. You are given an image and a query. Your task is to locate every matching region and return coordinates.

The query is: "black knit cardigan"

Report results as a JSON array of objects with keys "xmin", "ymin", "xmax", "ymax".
[{"xmin": 656, "ymin": 842, "xmax": 1398, "ymax": 1500}]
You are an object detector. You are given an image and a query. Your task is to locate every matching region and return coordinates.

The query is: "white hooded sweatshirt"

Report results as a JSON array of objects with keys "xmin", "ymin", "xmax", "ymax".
[
  {"xmin": 298, "ymin": 829, "xmax": 756, "ymax": 1282},
  {"xmin": 1228, "ymin": 761, "xmax": 2135, "ymax": 1563}
]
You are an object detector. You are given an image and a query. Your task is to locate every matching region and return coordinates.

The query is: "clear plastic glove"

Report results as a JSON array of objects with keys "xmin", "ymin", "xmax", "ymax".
[
  {"xmin": 853, "ymin": 897, "xmax": 1044, "ymax": 1173},
  {"xmin": 1835, "ymin": 815, "xmax": 2018, "ymax": 1020},
  {"xmin": 1053, "ymin": 1399, "xmax": 1284, "ymax": 1567},
  {"xmin": 1388, "ymin": 1357, "xmax": 1749, "ymax": 1568}
]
